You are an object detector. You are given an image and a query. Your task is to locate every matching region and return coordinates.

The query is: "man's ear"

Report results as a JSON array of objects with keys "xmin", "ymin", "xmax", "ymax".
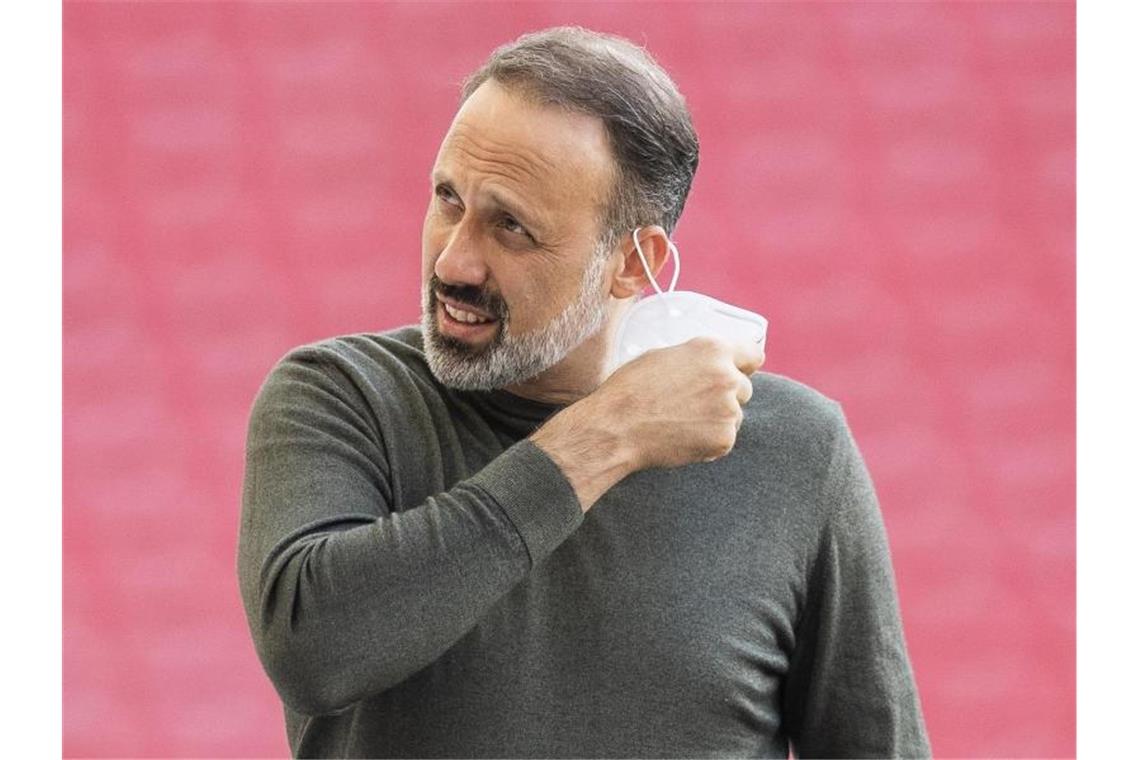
[{"xmin": 610, "ymin": 225, "xmax": 673, "ymax": 299}]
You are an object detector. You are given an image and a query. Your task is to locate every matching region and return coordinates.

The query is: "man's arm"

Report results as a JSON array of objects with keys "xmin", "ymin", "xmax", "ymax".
[
  {"xmin": 238, "ymin": 337, "xmax": 762, "ymax": 717},
  {"xmin": 781, "ymin": 407, "xmax": 931, "ymax": 758},
  {"xmin": 237, "ymin": 351, "xmax": 589, "ymax": 717}
]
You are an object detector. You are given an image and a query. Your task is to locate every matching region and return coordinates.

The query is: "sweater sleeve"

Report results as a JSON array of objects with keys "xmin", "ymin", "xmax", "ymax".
[
  {"xmin": 781, "ymin": 405, "xmax": 931, "ymax": 759},
  {"xmin": 236, "ymin": 350, "xmax": 584, "ymax": 717}
]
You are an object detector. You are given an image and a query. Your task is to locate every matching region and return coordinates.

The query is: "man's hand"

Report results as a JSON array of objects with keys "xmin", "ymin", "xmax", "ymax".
[{"xmin": 530, "ymin": 337, "xmax": 765, "ymax": 512}]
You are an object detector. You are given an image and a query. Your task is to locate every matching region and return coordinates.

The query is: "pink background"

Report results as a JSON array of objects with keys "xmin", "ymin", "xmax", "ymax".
[{"xmin": 63, "ymin": 2, "xmax": 1075, "ymax": 757}]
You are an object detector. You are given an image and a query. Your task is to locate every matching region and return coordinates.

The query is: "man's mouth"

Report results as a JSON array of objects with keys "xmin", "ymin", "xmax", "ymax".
[
  {"xmin": 442, "ymin": 301, "xmax": 495, "ymax": 324},
  {"xmin": 435, "ymin": 293, "xmax": 501, "ymax": 340}
]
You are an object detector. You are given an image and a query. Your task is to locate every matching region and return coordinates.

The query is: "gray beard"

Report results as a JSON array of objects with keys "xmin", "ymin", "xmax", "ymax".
[{"xmin": 421, "ymin": 248, "xmax": 609, "ymax": 391}]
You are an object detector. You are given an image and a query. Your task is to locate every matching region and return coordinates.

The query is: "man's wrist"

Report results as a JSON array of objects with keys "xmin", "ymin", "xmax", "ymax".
[{"xmin": 529, "ymin": 399, "xmax": 637, "ymax": 512}]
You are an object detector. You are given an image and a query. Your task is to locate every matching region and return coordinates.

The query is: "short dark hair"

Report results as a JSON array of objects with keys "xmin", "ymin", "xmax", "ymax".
[{"xmin": 461, "ymin": 26, "xmax": 699, "ymax": 247}]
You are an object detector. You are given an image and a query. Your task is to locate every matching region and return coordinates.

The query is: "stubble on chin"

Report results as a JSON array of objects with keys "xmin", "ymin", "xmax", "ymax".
[
  {"xmin": 420, "ymin": 249, "xmax": 609, "ymax": 391},
  {"xmin": 420, "ymin": 285, "xmax": 511, "ymax": 390}
]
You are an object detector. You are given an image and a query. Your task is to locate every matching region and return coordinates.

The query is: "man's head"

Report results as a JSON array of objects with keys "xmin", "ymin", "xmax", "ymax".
[{"xmin": 421, "ymin": 26, "xmax": 699, "ymax": 391}]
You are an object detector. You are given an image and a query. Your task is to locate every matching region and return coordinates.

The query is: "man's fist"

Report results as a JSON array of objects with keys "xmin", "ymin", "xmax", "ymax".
[
  {"xmin": 531, "ymin": 336, "xmax": 765, "ymax": 512},
  {"xmin": 593, "ymin": 336, "xmax": 765, "ymax": 469}
]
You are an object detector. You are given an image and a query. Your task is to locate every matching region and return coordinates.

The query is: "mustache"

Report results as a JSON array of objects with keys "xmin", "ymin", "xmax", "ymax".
[{"xmin": 431, "ymin": 276, "xmax": 508, "ymax": 319}]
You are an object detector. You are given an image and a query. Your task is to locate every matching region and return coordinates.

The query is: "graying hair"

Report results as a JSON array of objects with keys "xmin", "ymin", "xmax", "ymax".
[{"xmin": 461, "ymin": 26, "xmax": 699, "ymax": 252}]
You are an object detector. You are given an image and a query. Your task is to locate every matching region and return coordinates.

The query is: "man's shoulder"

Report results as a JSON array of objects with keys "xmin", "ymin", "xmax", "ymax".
[
  {"xmin": 274, "ymin": 325, "xmax": 427, "ymax": 374},
  {"xmin": 749, "ymin": 371, "xmax": 843, "ymax": 426},
  {"xmin": 260, "ymin": 325, "xmax": 437, "ymax": 401},
  {"xmin": 742, "ymin": 371, "xmax": 849, "ymax": 465}
]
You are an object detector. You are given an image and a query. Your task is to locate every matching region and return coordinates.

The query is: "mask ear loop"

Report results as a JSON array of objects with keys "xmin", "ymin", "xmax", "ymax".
[{"xmin": 632, "ymin": 227, "xmax": 682, "ymax": 294}]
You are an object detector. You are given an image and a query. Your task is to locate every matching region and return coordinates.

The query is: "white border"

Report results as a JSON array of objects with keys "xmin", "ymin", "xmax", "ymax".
[
  {"xmin": 1, "ymin": 1, "xmax": 62, "ymax": 754},
  {"xmin": 1077, "ymin": 1, "xmax": 1140, "ymax": 756}
]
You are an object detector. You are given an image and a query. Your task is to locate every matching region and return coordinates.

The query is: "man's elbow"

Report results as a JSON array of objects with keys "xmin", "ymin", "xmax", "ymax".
[
  {"xmin": 257, "ymin": 633, "xmax": 359, "ymax": 717},
  {"xmin": 242, "ymin": 561, "xmax": 417, "ymax": 715},
  {"xmin": 253, "ymin": 609, "xmax": 421, "ymax": 716}
]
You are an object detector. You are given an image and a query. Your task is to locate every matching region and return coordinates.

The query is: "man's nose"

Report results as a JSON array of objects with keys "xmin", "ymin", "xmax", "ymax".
[{"xmin": 434, "ymin": 227, "xmax": 489, "ymax": 286}]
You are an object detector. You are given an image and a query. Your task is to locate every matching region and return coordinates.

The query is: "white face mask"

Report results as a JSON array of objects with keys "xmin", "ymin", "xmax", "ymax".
[{"xmin": 609, "ymin": 227, "xmax": 769, "ymax": 372}]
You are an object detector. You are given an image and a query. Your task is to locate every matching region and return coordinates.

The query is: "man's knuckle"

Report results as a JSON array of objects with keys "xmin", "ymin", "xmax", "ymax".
[
  {"xmin": 720, "ymin": 404, "xmax": 741, "ymax": 424},
  {"xmin": 687, "ymin": 336, "xmax": 716, "ymax": 354}
]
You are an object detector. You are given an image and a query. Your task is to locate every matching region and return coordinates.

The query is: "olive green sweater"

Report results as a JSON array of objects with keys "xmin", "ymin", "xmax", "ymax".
[{"xmin": 238, "ymin": 326, "xmax": 930, "ymax": 758}]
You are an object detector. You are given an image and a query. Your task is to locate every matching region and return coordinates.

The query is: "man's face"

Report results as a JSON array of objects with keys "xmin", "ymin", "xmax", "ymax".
[{"xmin": 421, "ymin": 80, "xmax": 617, "ymax": 390}]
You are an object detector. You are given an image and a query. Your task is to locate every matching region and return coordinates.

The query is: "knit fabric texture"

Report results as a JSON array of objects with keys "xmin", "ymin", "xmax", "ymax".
[{"xmin": 237, "ymin": 326, "xmax": 930, "ymax": 758}]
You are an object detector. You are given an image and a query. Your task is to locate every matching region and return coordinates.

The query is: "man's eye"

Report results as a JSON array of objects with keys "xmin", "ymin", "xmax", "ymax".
[
  {"xmin": 435, "ymin": 185, "xmax": 461, "ymax": 207},
  {"xmin": 500, "ymin": 216, "xmax": 529, "ymax": 238}
]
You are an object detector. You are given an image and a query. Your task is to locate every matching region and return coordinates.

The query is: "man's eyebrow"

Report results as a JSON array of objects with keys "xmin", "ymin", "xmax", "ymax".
[
  {"xmin": 431, "ymin": 170, "xmax": 548, "ymax": 232},
  {"xmin": 485, "ymin": 189, "xmax": 546, "ymax": 231}
]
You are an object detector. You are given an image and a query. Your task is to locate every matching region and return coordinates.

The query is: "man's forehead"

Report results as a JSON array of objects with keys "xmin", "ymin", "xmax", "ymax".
[
  {"xmin": 434, "ymin": 125, "xmax": 560, "ymax": 189},
  {"xmin": 434, "ymin": 81, "xmax": 613, "ymax": 211}
]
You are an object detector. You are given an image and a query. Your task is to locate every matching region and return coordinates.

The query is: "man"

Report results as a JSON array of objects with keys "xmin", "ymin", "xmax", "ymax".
[{"xmin": 238, "ymin": 26, "xmax": 930, "ymax": 759}]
